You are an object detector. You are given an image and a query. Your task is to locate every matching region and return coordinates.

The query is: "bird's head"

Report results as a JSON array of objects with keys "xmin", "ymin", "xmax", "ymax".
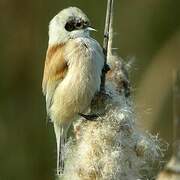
[{"xmin": 49, "ymin": 7, "xmax": 96, "ymax": 45}]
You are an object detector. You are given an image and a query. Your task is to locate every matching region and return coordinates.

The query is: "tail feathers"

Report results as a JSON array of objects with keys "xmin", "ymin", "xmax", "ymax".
[{"xmin": 54, "ymin": 124, "xmax": 66, "ymax": 175}]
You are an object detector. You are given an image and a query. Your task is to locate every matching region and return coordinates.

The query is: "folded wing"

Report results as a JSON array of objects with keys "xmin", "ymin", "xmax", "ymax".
[{"xmin": 42, "ymin": 44, "xmax": 68, "ymax": 116}]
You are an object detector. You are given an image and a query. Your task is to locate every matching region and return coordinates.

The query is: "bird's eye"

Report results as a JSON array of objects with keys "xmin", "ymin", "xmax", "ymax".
[{"xmin": 65, "ymin": 22, "xmax": 74, "ymax": 31}]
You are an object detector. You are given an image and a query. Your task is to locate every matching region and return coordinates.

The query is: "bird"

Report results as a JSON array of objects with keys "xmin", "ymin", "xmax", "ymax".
[{"xmin": 42, "ymin": 7, "xmax": 105, "ymax": 175}]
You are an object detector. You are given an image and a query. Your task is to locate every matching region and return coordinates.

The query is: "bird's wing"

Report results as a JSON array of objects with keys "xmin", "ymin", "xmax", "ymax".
[{"xmin": 42, "ymin": 44, "xmax": 68, "ymax": 117}]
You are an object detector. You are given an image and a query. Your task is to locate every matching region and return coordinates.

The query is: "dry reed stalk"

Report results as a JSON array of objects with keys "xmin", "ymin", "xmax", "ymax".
[{"xmin": 100, "ymin": 0, "xmax": 114, "ymax": 92}]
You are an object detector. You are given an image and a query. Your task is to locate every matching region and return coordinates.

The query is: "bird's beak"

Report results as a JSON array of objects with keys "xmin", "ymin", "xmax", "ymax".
[{"xmin": 86, "ymin": 26, "xmax": 97, "ymax": 32}]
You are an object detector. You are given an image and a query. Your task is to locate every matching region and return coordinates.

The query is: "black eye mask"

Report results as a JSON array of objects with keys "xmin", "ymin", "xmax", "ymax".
[
  {"xmin": 65, "ymin": 17, "xmax": 90, "ymax": 32},
  {"xmin": 65, "ymin": 20, "xmax": 75, "ymax": 31}
]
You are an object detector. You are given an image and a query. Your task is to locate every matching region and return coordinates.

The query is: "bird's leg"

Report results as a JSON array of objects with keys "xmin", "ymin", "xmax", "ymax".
[
  {"xmin": 78, "ymin": 90, "xmax": 111, "ymax": 121},
  {"xmin": 54, "ymin": 124, "xmax": 65, "ymax": 175},
  {"xmin": 78, "ymin": 113, "xmax": 99, "ymax": 121}
]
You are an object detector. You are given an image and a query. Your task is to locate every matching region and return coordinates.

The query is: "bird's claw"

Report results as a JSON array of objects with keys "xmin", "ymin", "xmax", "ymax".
[
  {"xmin": 103, "ymin": 63, "xmax": 110, "ymax": 73},
  {"xmin": 78, "ymin": 113, "xmax": 99, "ymax": 121}
]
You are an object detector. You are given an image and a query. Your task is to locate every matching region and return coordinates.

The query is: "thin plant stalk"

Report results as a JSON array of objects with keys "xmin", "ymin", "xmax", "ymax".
[{"xmin": 100, "ymin": 0, "xmax": 114, "ymax": 92}]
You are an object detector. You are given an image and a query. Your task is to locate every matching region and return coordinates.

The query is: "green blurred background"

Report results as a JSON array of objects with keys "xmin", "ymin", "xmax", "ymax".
[{"xmin": 0, "ymin": 0, "xmax": 180, "ymax": 179}]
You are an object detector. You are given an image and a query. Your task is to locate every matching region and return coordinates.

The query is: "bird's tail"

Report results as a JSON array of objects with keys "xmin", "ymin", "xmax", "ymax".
[{"xmin": 54, "ymin": 123, "xmax": 66, "ymax": 175}]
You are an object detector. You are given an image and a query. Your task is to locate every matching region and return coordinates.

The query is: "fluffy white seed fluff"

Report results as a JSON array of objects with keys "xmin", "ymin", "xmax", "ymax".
[{"xmin": 57, "ymin": 54, "xmax": 167, "ymax": 180}]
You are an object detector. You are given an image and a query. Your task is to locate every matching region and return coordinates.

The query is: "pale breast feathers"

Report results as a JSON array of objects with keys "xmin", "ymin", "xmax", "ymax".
[{"xmin": 42, "ymin": 38, "xmax": 104, "ymax": 119}]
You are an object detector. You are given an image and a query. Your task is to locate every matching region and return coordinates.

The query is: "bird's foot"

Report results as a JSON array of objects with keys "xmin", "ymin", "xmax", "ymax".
[
  {"xmin": 78, "ymin": 113, "xmax": 99, "ymax": 121},
  {"xmin": 103, "ymin": 63, "xmax": 110, "ymax": 73}
]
